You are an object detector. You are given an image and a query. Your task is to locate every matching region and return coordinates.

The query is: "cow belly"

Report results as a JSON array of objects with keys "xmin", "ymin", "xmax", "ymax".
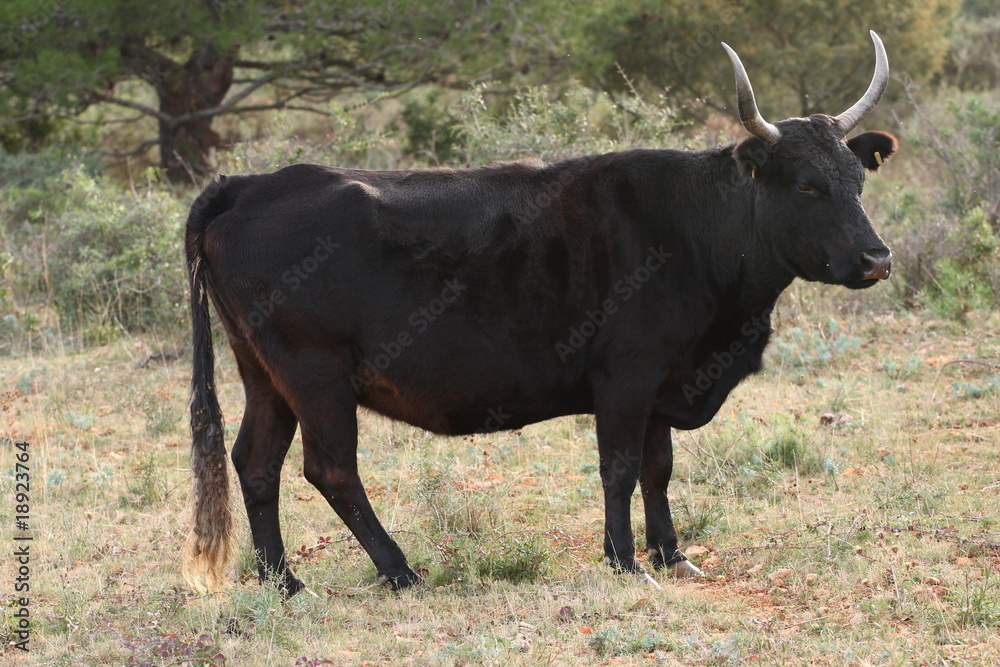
[{"xmin": 357, "ymin": 371, "xmax": 590, "ymax": 436}]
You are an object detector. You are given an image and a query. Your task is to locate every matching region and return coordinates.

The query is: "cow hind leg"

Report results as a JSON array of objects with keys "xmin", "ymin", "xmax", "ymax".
[
  {"xmin": 295, "ymin": 378, "xmax": 420, "ymax": 590},
  {"xmin": 230, "ymin": 365, "xmax": 303, "ymax": 595},
  {"xmin": 639, "ymin": 420, "xmax": 703, "ymax": 577}
]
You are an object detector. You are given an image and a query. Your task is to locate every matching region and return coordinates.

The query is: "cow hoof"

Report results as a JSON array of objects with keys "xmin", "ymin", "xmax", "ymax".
[
  {"xmin": 377, "ymin": 569, "xmax": 423, "ymax": 591},
  {"xmin": 283, "ymin": 576, "xmax": 307, "ymax": 597},
  {"xmin": 673, "ymin": 559, "xmax": 705, "ymax": 578},
  {"xmin": 603, "ymin": 555, "xmax": 643, "ymax": 574}
]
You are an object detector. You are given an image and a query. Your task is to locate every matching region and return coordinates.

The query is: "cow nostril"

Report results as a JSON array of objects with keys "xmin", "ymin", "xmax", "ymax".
[{"xmin": 860, "ymin": 250, "xmax": 892, "ymax": 280}]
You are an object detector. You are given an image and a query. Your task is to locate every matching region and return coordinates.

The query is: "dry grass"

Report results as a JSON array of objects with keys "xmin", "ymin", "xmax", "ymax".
[{"xmin": 2, "ymin": 295, "xmax": 999, "ymax": 666}]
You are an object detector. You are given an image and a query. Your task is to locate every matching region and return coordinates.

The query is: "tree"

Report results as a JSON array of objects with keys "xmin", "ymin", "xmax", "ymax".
[
  {"xmin": 0, "ymin": 0, "xmax": 572, "ymax": 182},
  {"xmin": 572, "ymin": 0, "xmax": 962, "ymax": 120}
]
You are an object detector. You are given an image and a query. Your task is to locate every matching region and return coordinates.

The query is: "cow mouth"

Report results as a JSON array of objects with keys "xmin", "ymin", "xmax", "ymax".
[{"xmin": 841, "ymin": 277, "xmax": 881, "ymax": 290}]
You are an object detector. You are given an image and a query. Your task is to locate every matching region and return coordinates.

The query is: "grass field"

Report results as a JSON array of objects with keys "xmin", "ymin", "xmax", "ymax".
[{"xmin": 2, "ymin": 285, "xmax": 999, "ymax": 666}]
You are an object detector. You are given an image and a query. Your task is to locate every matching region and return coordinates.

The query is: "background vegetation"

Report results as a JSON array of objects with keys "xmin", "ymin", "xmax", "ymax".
[{"xmin": 0, "ymin": 0, "xmax": 998, "ymax": 664}]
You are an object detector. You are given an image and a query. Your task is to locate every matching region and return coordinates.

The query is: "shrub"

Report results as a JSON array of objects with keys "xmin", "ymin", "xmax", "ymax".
[
  {"xmin": 45, "ymin": 167, "xmax": 188, "ymax": 341},
  {"xmin": 891, "ymin": 90, "xmax": 1000, "ymax": 317},
  {"xmin": 453, "ymin": 83, "xmax": 684, "ymax": 166},
  {"xmin": 770, "ymin": 320, "xmax": 861, "ymax": 369},
  {"xmin": 1, "ymin": 150, "xmax": 188, "ymax": 344}
]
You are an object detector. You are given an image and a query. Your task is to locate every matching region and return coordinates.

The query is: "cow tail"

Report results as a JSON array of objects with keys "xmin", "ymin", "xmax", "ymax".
[{"xmin": 183, "ymin": 176, "xmax": 234, "ymax": 591}]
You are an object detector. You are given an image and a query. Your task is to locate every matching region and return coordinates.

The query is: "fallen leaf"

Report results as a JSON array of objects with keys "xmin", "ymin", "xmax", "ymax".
[
  {"xmin": 296, "ymin": 492, "xmax": 315, "ymax": 501},
  {"xmin": 578, "ymin": 626, "xmax": 593, "ymax": 635},
  {"xmin": 685, "ymin": 545, "xmax": 710, "ymax": 557}
]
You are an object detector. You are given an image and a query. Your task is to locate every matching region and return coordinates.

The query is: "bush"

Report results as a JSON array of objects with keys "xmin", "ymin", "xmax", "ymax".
[
  {"xmin": 45, "ymin": 167, "xmax": 188, "ymax": 341},
  {"xmin": 453, "ymin": 83, "xmax": 684, "ymax": 165},
  {"xmin": 0, "ymin": 148, "xmax": 188, "ymax": 345},
  {"xmin": 886, "ymin": 90, "xmax": 1000, "ymax": 317}
]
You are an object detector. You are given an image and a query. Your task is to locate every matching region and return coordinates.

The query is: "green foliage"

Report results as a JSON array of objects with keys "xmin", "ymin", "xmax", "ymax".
[
  {"xmin": 945, "ymin": 8, "xmax": 1000, "ymax": 90},
  {"xmin": 1, "ymin": 148, "xmax": 186, "ymax": 343},
  {"xmin": 951, "ymin": 373, "xmax": 1000, "ymax": 399},
  {"xmin": 890, "ymin": 92, "xmax": 1000, "ymax": 318},
  {"xmin": 120, "ymin": 452, "xmax": 164, "ymax": 508},
  {"xmin": 0, "ymin": 0, "xmax": 582, "ymax": 178},
  {"xmin": 44, "ymin": 168, "xmax": 188, "ymax": 339},
  {"xmin": 396, "ymin": 89, "xmax": 461, "ymax": 165},
  {"xmin": 884, "ymin": 355, "xmax": 923, "ymax": 380},
  {"xmin": 673, "ymin": 495, "xmax": 723, "ymax": 543},
  {"xmin": 694, "ymin": 413, "xmax": 823, "ymax": 496},
  {"xmin": 947, "ymin": 568, "xmax": 1000, "ymax": 627},
  {"xmin": 588, "ymin": 624, "xmax": 672, "ymax": 657},
  {"xmin": 455, "ymin": 83, "xmax": 682, "ymax": 165},
  {"xmin": 472, "ymin": 533, "xmax": 550, "ymax": 584},
  {"xmin": 771, "ymin": 320, "xmax": 861, "ymax": 369},
  {"xmin": 572, "ymin": 0, "xmax": 960, "ymax": 117},
  {"xmin": 140, "ymin": 389, "xmax": 180, "ymax": 436}
]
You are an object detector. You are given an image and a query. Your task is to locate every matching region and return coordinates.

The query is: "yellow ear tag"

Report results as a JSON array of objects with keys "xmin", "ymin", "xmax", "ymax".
[
  {"xmin": 874, "ymin": 151, "xmax": 883, "ymax": 166},
  {"xmin": 751, "ymin": 166, "xmax": 756, "ymax": 179}
]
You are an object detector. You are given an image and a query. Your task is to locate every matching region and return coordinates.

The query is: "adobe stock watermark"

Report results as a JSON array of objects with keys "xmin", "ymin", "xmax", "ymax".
[
  {"xmin": 410, "ymin": 168, "xmax": 576, "ymax": 260},
  {"xmin": 3, "ymin": 0, "xmax": 64, "ymax": 52},
  {"xmin": 555, "ymin": 245, "xmax": 673, "ymax": 362},
  {"xmin": 350, "ymin": 278, "xmax": 467, "ymax": 392},
  {"xmin": 238, "ymin": 235, "xmax": 341, "ymax": 335},
  {"xmin": 681, "ymin": 306, "xmax": 773, "ymax": 404},
  {"xmin": 512, "ymin": 168, "xmax": 577, "ymax": 228}
]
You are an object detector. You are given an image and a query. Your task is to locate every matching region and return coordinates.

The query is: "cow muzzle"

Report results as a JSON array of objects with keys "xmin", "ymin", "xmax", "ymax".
[{"xmin": 859, "ymin": 248, "xmax": 892, "ymax": 281}]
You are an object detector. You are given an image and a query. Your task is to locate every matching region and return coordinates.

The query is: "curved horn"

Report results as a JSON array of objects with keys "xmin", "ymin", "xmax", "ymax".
[
  {"xmin": 834, "ymin": 30, "xmax": 889, "ymax": 134},
  {"xmin": 721, "ymin": 42, "xmax": 781, "ymax": 145}
]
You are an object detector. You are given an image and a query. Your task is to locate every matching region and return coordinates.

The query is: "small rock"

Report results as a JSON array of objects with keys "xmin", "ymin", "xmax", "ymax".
[
  {"xmin": 511, "ymin": 637, "xmax": 530, "ymax": 652},
  {"xmin": 701, "ymin": 556, "xmax": 722, "ymax": 570},
  {"xmin": 820, "ymin": 412, "xmax": 853, "ymax": 426},
  {"xmin": 767, "ymin": 568, "xmax": 794, "ymax": 586}
]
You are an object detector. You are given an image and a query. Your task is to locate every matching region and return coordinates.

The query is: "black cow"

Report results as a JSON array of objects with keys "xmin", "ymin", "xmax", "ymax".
[{"xmin": 185, "ymin": 32, "xmax": 897, "ymax": 593}]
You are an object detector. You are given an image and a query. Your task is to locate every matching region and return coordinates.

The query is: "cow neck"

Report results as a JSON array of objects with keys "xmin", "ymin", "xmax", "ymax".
[{"xmin": 659, "ymin": 146, "xmax": 793, "ymax": 321}]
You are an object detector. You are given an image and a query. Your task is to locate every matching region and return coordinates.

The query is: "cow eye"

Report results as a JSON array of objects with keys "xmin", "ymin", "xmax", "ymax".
[{"xmin": 796, "ymin": 183, "xmax": 818, "ymax": 197}]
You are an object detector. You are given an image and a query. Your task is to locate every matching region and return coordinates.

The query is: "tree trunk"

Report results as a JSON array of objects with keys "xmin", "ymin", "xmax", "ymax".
[{"xmin": 156, "ymin": 44, "xmax": 234, "ymax": 183}]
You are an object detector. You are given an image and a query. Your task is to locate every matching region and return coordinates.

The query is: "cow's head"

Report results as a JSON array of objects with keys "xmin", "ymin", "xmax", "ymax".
[{"xmin": 722, "ymin": 31, "xmax": 896, "ymax": 289}]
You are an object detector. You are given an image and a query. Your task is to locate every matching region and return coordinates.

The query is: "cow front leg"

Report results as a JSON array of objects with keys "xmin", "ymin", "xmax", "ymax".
[
  {"xmin": 230, "ymin": 380, "xmax": 302, "ymax": 595},
  {"xmin": 639, "ymin": 420, "xmax": 702, "ymax": 577},
  {"xmin": 594, "ymin": 401, "xmax": 649, "ymax": 574}
]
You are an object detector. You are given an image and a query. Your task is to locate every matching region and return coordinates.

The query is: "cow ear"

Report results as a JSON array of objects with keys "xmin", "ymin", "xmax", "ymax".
[
  {"xmin": 733, "ymin": 138, "xmax": 775, "ymax": 180},
  {"xmin": 847, "ymin": 131, "xmax": 898, "ymax": 171}
]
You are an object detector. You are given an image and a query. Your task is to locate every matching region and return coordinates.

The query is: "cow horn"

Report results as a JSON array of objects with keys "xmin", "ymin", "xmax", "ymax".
[
  {"xmin": 834, "ymin": 31, "xmax": 889, "ymax": 135},
  {"xmin": 721, "ymin": 42, "xmax": 782, "ymax": 145}
]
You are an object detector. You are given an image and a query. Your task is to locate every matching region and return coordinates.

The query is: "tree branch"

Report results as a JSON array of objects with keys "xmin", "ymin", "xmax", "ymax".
[
  {"xmin": 94, "ymin": 138, "xmax": 160, "ymax": 158},
  {"xmin": 90, "ymin": 92, "xmax": 172, "ymax": 123},
  {"xmin": 168, "ymin": 70, "xmax": 281, "ymax": 124}
]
